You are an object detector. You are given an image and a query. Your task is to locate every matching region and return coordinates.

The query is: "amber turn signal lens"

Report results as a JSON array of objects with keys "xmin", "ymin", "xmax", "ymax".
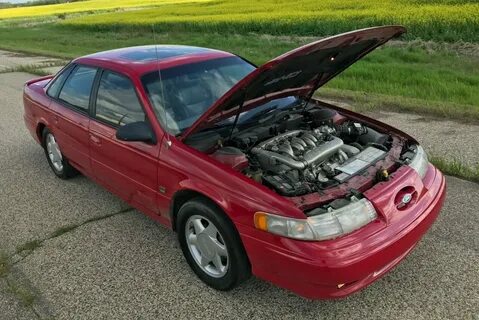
[{"xmin": 254, "ymin": 212, "xmax": 268, "ymax": 231}]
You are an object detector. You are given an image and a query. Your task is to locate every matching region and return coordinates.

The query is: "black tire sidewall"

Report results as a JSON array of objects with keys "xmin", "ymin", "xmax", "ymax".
[{"xmin": 177, "ymin": 198, "xmax": 250, "ymax": 291}]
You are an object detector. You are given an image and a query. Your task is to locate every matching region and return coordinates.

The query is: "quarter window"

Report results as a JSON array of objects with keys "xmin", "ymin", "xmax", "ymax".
[
  {"xmin": 58, "ymin": 65, "xmax": 97, "ymax": 111},
  {"xmin": 95, "ymin": 71, "xmax": 145, "ymax": 126},
  {"xmin": 46, "ymin": 64, "xmax": 73, "ymax": 98}
]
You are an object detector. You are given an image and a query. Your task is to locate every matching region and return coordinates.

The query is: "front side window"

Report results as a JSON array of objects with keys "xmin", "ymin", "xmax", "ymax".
[
  {"xmin": 58, "ymin": 65, "xmax": 97, "ymax": 111},
  {"xmin": 95, "ymin": 71, "xmax": 145, "ymax": 126},
  {"xmin": 142, "ymin": 56, "xmax": 255, "ymax": 135}
]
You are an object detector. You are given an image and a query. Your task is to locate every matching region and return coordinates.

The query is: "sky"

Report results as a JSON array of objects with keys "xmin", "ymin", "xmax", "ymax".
[{"xmin": 0, "ymin": 0, "xmax": 31, "ymax": 3}]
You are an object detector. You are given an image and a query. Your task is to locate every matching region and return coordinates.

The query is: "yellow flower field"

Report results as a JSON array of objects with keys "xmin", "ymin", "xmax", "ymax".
[
  {"xmin": 0, "ymin": 0, "xmax": 210, "ymax": 20},
  {"xmin": 1, "ymin": 0, "xmax": 478, "ymax": 42}
]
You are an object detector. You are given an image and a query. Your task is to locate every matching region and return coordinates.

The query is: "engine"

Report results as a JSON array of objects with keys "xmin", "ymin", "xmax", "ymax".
[
  {"xmin": 244, "ymin": 120, "xmax": 389, "ymax": 196},
  {"xmin": 205, "ymin": 107, "xmax": 392, "ymax": 197}
]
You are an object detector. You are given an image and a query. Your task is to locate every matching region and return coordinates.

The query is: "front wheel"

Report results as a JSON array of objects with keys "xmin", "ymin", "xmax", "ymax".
[
  {"xmin": 42, "ymin": 128, "xmax": 77, "ymax": 179},
  {"xmin": 177, "ymin": 198, "xmax": 250, "ymax": 290}
]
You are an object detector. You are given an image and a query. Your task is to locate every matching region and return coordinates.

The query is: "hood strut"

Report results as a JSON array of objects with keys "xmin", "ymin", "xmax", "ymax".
[
  {"xmin": 301, "ymin": 73, "xmax": 324, "ymax": 113},
  {"xmin": 227, "ymin": 89, "xmax": 246, "ymax": 142}
]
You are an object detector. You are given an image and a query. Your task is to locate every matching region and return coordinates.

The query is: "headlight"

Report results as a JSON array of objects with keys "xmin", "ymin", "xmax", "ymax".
[
  {"xmin": 254, "ymin": 198, "xmax": 377, "ymax": 241},
  {"xmin": 408, "ymin": 145, "xmax": 429, "ymax": 179}
]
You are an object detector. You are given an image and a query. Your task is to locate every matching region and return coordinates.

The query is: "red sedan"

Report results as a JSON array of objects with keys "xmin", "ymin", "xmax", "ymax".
[{"xmin": 23, "ymin": 26, "xmax": 446, "ymax": 299}]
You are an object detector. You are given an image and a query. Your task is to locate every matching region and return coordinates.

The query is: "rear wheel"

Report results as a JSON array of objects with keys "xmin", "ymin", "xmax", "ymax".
[
  {"xmin": 177, "ymin": 198, "xmax": 250, "ymax": 290},
  {"xmin": 42, "ymin": 128, "xmax": 77, "ymax": 179}
]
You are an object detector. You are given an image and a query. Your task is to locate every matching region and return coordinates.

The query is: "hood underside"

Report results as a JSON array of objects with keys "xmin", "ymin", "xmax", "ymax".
[{"xmin": 180, "ymin": 26, "xmax": 406, "ymax": 140}]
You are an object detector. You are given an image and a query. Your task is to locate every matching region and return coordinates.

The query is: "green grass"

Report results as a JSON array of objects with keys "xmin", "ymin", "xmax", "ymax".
[
  {"xmin": 49, "ymin": 224, "xmax": 77, "ymax": 238},
  {"xmin": 0, "ymin": 252, "xmax": 36, "ymax": 308},
  {"xmin": 0, "ymin": 25, "xmax": 478, "ymax": 120},
  {"xmin": 7, "ymin": 281, "xmax": 36, "ymax": 307},
  {"xmin": 15, "ymin": 240, "xmax": 42, "ymax": 254},
  {"xmin": 429, "ymin": 156, "xmax": 479, "ymax": 183},
  {"xmin": 0, "ymin": 251, "xmax": 10, "ymax": 277},
  {"xmin": 318, "ymin": 88, "xmax": 479, "ymax": 123},
  {"xmin": 0, "ymin": 252, "xmax": 38, "ymax": 309}
]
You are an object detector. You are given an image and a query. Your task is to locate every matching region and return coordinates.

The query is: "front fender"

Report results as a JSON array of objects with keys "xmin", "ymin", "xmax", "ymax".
[{"xmin": 177, "ymin": 179, "xmax": 234, "ymax": 215}]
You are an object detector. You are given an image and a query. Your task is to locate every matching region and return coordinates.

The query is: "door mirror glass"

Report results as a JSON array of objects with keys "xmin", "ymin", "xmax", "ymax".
[{"xmin": 116, "ymin": 121, "xmax": 156, "ymax": 144}]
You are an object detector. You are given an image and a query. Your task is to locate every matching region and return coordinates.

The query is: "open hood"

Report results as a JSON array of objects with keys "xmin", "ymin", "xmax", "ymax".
[{"xmin": 180, "ymin": 26, "xmax": 406, "ymax": 140}]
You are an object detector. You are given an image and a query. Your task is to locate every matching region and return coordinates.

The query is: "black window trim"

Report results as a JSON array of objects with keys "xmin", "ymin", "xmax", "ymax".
[{"xmin": 51, "ymin": 63, "xmax": 100, "ymax": 117}]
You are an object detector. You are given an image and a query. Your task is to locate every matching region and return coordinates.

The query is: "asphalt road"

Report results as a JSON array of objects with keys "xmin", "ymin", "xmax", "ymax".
[{"xmin": 0, "ymin": 70, "xmax": 478, "ymax": 320}]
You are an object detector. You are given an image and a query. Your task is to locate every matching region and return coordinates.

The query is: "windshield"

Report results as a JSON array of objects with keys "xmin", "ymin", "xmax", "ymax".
[{"xmin": 142, "ymin": 56, "xmax": 255, "ymax": 134}]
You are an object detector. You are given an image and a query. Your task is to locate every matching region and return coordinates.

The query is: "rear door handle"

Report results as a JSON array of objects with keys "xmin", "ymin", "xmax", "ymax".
[{"xmin": 90, "ymin": 134, "xmax": 101, "ymax": 146}]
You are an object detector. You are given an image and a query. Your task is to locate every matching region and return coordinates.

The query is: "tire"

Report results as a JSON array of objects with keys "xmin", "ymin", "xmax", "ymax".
[
  {"xmin": 42, "ymin": 127, "xmax": 78, "ymax": 179},
  {"xmin": 177, "ymin": 197, "xmax": 251, "ymax": 291}
]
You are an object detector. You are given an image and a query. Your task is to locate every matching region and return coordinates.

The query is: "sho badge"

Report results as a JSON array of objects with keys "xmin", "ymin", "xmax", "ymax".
[{"xmin": 264, "ymin": 70, "xmax": 302, "ymax": 86}]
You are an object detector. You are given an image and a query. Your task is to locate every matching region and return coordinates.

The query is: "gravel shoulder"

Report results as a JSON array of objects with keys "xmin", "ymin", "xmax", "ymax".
[
  {"xmin": 0, "ymin": 52, "xmax": 478, "ymax": 319},
  {"xmin": 0, "ymin": 49, "xmax": 65, "ymax": 74}
]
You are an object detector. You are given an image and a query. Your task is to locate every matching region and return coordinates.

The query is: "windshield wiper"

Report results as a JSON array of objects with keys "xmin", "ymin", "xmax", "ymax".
[{"xmin": 197, "ymin": 122, "xmax": 233, "ymax": 133}]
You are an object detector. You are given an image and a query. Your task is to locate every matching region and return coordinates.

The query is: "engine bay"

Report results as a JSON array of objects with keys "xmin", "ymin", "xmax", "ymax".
[
  {"xmin": 250, "ymin": 128, "xmax": 388, "ymax": 196},
  {"xmin": 187, "ymin": 100, "xmax": 408, "ymax": 200}
]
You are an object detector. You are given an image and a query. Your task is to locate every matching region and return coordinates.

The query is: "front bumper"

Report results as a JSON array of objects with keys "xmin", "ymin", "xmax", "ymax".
[{"xmin": 239, "ymin": 164, "xmax": 446, "ymax": 299}]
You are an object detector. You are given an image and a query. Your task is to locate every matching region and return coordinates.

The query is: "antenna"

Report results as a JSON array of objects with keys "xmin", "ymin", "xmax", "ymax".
[{"xmin": 152, "ymin": 24, "xmax": 171, "ymax": 146}]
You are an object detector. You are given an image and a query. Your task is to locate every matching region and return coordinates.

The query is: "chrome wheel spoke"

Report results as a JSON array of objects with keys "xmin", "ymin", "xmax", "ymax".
[
  {"xmin": 200, "ymin": 255, "xmax": 211, "ymax": 267},
  {"xmin": 213, "ymin": 240, "xmax": 227, "ymax": 257},
  {"xmin": 187, "ymin": 232, "xmax": 198, "ymax": 246},
  {"xmin": 46, "ymin": 133, "xmax": 63, "ymax": 171},
  {"xmin": 204, "ymin": 223, "xmax": 218, "ymax": 238},
  {"xmin": 192, "ymin": 219, "xmax": 205, "ymax": 234},
  {"xmin": 211, "ymin": 254, "xmax": 224, "ymax": 272}
]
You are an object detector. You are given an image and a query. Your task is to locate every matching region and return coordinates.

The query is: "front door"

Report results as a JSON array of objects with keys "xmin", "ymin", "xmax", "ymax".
[{"xmin": 88, "ymin": 70, "xmax": 161, "ymax": 214}]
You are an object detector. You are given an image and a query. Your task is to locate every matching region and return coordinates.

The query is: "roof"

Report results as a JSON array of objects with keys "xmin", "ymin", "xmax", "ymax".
[{"xmin": 74, "ymin": 45, "xmax": 234, "ymax": 77}]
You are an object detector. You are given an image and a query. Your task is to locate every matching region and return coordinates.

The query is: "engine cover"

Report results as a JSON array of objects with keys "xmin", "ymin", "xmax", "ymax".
[{"xmin": 251, "ymin": 130, "xmax": 343, "ymax": 173}]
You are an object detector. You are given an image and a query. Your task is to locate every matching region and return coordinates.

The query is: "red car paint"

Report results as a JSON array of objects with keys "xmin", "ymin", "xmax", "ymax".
[{"xmin": 23, "ymin": 27, "xmax": 446, "ymax": 299}]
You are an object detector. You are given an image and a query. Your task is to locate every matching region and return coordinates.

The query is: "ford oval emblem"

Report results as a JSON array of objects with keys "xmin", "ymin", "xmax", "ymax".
[{"xmin": 402, "ymin": 193, "xmax": 412, "ymax": 205}]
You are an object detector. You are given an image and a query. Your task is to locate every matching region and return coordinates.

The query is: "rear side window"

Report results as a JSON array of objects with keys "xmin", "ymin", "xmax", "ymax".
[
  {"xmin": 59, "ymin": 65, "xmax": 97, "ymax": 111},
  {"xmin": 46, "ymin": 64, "xmax": 73, "ymax": 98},
  {"xmin": 95, "ymin": 71, "xmax": 145, "ymax": 126}
]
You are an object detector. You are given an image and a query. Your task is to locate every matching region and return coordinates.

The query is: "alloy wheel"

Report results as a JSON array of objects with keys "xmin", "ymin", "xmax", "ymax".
[
  {"xmin": 185, "ymin": 215, "xmax": 229, "ymax": 278},
  {"xmin": 46, "ymin": 133, "xmax": 63, "ymax": 172}
]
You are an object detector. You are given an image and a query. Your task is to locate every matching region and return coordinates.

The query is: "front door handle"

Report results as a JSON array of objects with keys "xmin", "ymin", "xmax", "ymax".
[{"xmin": 90, "ymin": 134, "xmax": 101, "ymax": 146}]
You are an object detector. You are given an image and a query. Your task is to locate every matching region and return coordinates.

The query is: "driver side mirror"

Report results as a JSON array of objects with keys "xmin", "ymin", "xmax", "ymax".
[{"xmin": 116, "ymin": 121, "xmax": 156, "ymax": 144}]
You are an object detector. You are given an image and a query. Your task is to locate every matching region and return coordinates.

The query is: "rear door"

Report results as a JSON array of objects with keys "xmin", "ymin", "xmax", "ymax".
[
  {"xmin": 48, "ymin": 64, "xmax": 98, "ymax": 174},
  {"xmin": 89, "ymin": 69, "xmax": 161, "ymax": 214}
]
